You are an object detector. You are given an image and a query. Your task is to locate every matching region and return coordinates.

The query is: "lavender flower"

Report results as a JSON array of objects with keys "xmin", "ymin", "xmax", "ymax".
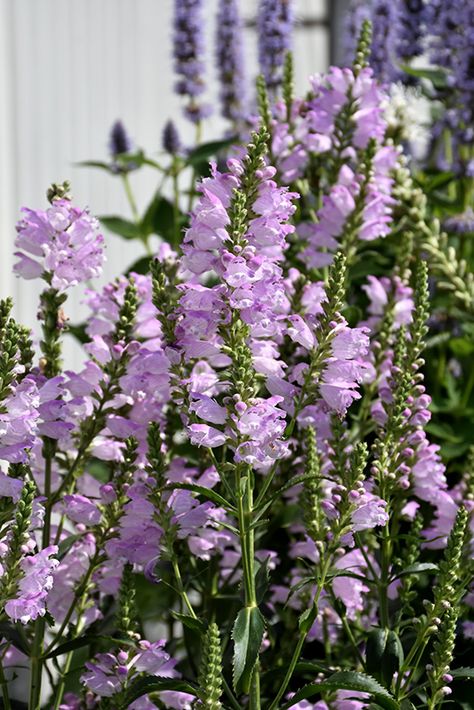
[
  {"xmin": 173, "ymin": 0, "xmax": 211, "ymax": 122},
  {"xmin": 5, "ymin": 545, "xmax": 59, "ymax": 624},
  {"xmin": 257, "ymin": 0, "xmax": 293, "ymax": 93},
  {"xmin": 14, "ymin": 198, "xmax": 105, "ymax": 292},
  {"xmin": 216, "ymin": 0, "xmax": 246, "ymax": 122}
]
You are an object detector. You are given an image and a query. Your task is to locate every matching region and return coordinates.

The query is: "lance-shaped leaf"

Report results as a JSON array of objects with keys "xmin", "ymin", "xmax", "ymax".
[{"xmin": 232, "ymin": 606, "xmax": 265, "ymax": 692}]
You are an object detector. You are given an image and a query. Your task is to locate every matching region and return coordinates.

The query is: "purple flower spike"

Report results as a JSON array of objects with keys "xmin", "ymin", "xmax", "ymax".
[
  {"xmin": 257, "ymin": 0, "xmax": 293, "ymax": 93},
  {"xmin": 109, "ymin": 120, "xmax": 132, "ymax": 157},
  {"xmin": 173, "ymin": 0, "xmax": 211, "ymax": 123},
  {"xmin": 216, "ymin": 0, "xmax": 246, "ymax": 122}
]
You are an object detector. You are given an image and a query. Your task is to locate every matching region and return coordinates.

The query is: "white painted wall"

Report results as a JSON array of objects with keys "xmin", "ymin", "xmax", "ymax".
[{"xmin": 0, "ymin": 0, "xmax": 329, "ymax": 366}]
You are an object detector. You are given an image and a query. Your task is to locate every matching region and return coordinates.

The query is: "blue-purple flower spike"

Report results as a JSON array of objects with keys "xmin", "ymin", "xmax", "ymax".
[
  {"xmin": 162, "ymin": 120, "xmax": 182, "ymax": 155},
  {"xmin": 257, "ymin": 0, "xmax": 293, "ymax": 94},
  {"xmin": 173, "ymin": 0, "xmax": 211, "ymax": 123},
  {"xmin": 109, "ymin": 120, "xmax": 132, "ymax": 157},
  {"xmin": 397, "ymin": 0, "xmax": 426, "ymax": 62},
  {"xmin": 370, "ymin": 0, "xmax": 400, "ymax": 84},
  {"xmin": 216, "ymin": 0, "xmax": 246, "ymax": 122}
]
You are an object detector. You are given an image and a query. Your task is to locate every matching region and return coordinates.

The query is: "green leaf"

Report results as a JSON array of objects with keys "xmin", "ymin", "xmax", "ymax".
[
  {"xmin": 168, "ymin": 482, "xmax": 236, "ymax": 512},
  {"xmin": 0, "ymin": 622, "xmax": 30, "ymax": 655},
  {"xmin": 298, "ymin": 604, "xmax": 318, "ymax": 634},
  {"xmin": 121, "ymin": 677, "xmax": 198, "ymax": 708},
  {"xmin": 67, "ymin": 322, "xmax": 88, "ymax": 344},
  {"xmin": 391, "ymin": 563, "xmax": 438, "ymax": 580},
  {"xmin": 99, "ymin": 216, "xmax": 143, "ymax": 240},
  {"xmin": 141, "ymin": 193, "xmax": 182, "ymax": 246},
  {"xmin": 77, "ymin": 160, "xmax": 115, "ymax": 174},
  {"xmin": 451, "ymin": 668, "xmax": 474, "ymax": 680},
  {"xmin": 58, "ymin": 533, "xmax": 84, "ymax": 561},
  {"xmin": 43, "ymin": 633, "xmax": 135, "ymax": 659},
  {"xmin": 170, "ymin": 611, "xmax": 206, "ymax": 634},
  {"xmin": 232, "ymin": 606, "xmax": 265, "ymax": 692},
  {"xmin": 399, "ymin": 64, "xmax": 449, "ymax": 89},
  {"xmin": 125, "ymin": 255, "xmax": 151, "ymax": 276},
  {"xmin": 281, "ymin": 671, "xmax": 400, "ymax": 710},
  {"xmin": 186, "ymin": 138, "xmax": 236, "ymax": 167},
  {"xmin": 366, "ymin": 629, "xmax": 404, "ymax": 688},
  {"xmin": 255, "ymin": 557, "xmax": 271, "ymax": 605},
  {"xmin": 449, "ymin": 337, "xmax": 474, "ymax": 357}
]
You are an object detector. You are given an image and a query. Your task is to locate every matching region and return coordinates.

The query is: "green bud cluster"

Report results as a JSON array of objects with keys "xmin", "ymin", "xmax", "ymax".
[
  {"xmin": 393, "ymin": 161, "xmax": 474, "ymax": 313},
  {"xmin": 196, "ymin": 622, "xmax": 223, "ymax": 709},
  {"xmin": 47, "ymin": 180, "xmax": 72, "ymax": 203},
  {"xmin": 395, "ymin": 513, "xmax": 424, "ymax": 624},
  {"xmin": 0, "ymin": 310, "xmax": 22, "ymax": 404},
  {"xmin": 256, "ymin": 75, "xmax": 272, "ymax": 140},
  {"xmin": 116, "ymin": 563, "xmax": 139, "ymax": 639},
  {"xmin": 353, "ymin": 20, "xmax": 372, "ymax": 75},
  {"xmin": 427, "ymin": 605, "xmax": 458, "ymax": 709},
  {"xmin": 150, "ymin": 256, "xmax": 180, "ymax": 345},
  {"xmin": 0, "ymin": 479, "xmax": 36, "ymax": 605},
  {"xmin": 39, "ymin": 287, "xmax": 68, "ymax": 378},
  {"xmin": 146, "ymin": 423, "xmax": 176, "ymax": 559},
  {"xmin": 115, "ymin": 278, "xmax": 138, "ymax": 343},
  {"xmin": 282, "ymin": 52, "xmax": 294, "ymax": 124},
  {"xmin": 303, "ymin": 428, "xmax": 325, "ymax": 545}
]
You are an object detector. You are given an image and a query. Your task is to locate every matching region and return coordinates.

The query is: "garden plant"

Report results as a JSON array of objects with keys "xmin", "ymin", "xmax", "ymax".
[{"xmin": 0, "ymin": 1, "xmax": 474, "ymax": 708}]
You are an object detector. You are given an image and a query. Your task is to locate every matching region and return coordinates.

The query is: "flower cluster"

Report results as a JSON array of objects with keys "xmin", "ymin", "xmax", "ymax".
[{"xmin": 14, "ymin": 197, "xmax": 105, "ymax": 292}]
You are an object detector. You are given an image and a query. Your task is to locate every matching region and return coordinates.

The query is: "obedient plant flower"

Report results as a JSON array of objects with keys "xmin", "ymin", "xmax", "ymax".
[
  {"xmin": 216, "ymin": 0, "xmax": 246, "ymax": 123},
  {"xmin": 257, "ymin": 0, "xmax": 293, "ymax": 94},
  {"xmin": 14, "ymin": 195, "xmax": 105, "ymax": 292},
  {"xmin": 173, "ymin": 0, "xmax": 211, "ymax": 122}
]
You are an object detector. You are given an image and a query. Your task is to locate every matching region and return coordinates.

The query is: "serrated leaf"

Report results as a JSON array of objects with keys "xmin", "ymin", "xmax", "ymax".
[
  {"xmin": 99, "ymin": 215, "xmax": 143, "ymax": 240},
  {"xmin": 232, "ymin": 606, "xmax": 265, "ymax": 693},
  {"xmin": 120, "ymin": 676, "xmax": 198, "ymax": 708},
  {"xmin": 186, "ymin": 138, "xmax": 236, "ymax": 167},
  {"xmin": 281, "ymin": 671, "xmax": 399, "ymax": 710},
  {"xmin": 170, "ymin": 611, "xmax": 206, "ymax": 634},
  {"xmin": 168, "ymin": 482, "xmax": 236, "ymax": 512},
  {"xmin": 451, "ymin": 668, "xmax": 474, "ymax": 680}
]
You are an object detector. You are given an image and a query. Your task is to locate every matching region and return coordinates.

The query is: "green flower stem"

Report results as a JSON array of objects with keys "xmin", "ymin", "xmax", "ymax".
[
  {"xmin": 171, "ymin": 556, "xmax": 198, "ymax": 620},
  {"xmin": 0, "ymin": 657, "xmax": 11, "ymax": 710},
  {"xmin": 235, "ymin": 467, "xmax": 260, "ymax": 709},
  {"xmin": 121, "ymin": 173, "xmax": 151, "ymax": 254},
  {"xmin": 268, "ymin": 556, "xmax": 332, "ymax": 710},
  {"xmin": 172, "ymin": 157, "xmax": 181, "ymax": 248}
]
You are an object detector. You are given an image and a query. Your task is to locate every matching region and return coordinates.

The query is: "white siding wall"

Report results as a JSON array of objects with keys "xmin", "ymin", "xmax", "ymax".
[{"xmin": 0, "ymin": 0, "xmax": 329, "ymax": 366}]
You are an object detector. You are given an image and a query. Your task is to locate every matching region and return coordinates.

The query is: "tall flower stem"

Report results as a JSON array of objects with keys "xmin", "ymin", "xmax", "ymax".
[
  {"xmin": 235, "ymin": 467, "xmax": 260, "ymax": 709},
  {"xmin": 268, "ymin": 556, "xmax": 332, "ymax": 710}
]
